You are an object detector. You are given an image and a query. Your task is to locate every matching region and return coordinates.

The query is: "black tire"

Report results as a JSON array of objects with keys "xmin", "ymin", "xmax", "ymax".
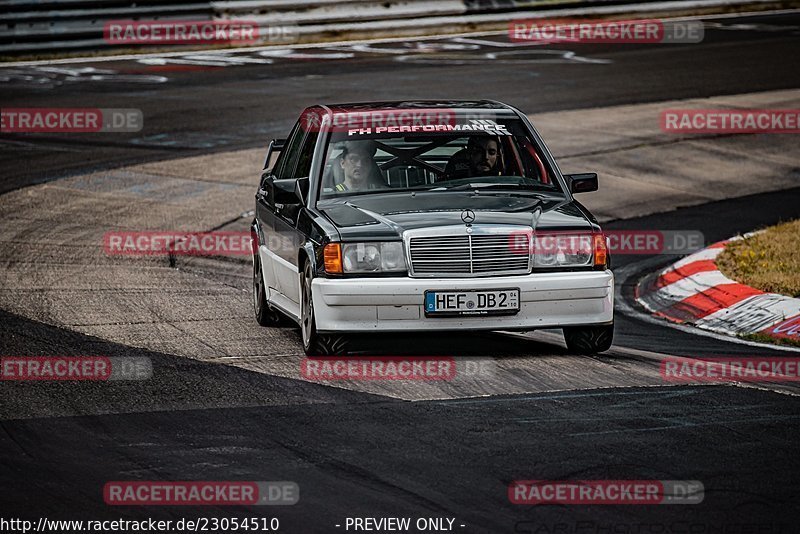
[
  {"xmin": 253, "ymin": 250, "xmax": 284, "ymax": 327},
  {"xmin": 301, "ymin": 260, "xmax": 349, "ymax": 356},
  {"xmin": 563, "ymin": 323, "xmax": 614, "ymax": 354}
]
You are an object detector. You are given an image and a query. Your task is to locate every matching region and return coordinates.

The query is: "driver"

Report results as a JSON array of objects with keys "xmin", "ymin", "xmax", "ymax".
[
  {"xmin": 443, "ymin": 136, "xmax": 504, "ymax": 180},
  {"xmin": 335, "ymin": 141, "xmax": 383, "ymax": 192}
]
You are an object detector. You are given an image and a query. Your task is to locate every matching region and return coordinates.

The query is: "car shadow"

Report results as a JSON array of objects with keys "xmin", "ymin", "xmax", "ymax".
[{"xmin": 333, "ymin": 329, "xmax": 569, "ymax": 358}]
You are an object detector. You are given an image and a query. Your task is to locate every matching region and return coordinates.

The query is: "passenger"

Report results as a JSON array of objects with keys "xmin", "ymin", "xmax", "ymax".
[{"xmin": 443, "ymin": 136, "xmax": 504, "ymax": 180}]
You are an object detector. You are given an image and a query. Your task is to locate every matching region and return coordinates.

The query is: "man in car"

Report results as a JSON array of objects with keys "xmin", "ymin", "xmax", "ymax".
[
  {"xmin": 335, "ymin": 141, "xmax": 384, "ymax": 192},
  {"xmin": 442, "ymin": 136, "xmax": 504, "ymax": 180}
]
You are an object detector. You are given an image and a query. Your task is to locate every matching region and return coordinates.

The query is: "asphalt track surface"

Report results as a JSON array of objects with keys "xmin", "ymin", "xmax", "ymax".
[{"xmin": 2, "ymin": 11, "xmax": 800, "ymax": 533}]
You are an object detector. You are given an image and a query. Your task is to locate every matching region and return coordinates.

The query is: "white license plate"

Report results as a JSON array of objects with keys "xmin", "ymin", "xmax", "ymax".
[{"xmin": 424, "ymin": 289, "xmax": 520, "ymax": 316}]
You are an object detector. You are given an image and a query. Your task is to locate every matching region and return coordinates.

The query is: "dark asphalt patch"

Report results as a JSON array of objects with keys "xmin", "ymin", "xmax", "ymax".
[
  {"xmin": 1, "ymin": 384, "xmax": 798, "ymax": 531},
  {"xmin": 0, "ymin": 308, "xmax": 388, "ymax": 420}
]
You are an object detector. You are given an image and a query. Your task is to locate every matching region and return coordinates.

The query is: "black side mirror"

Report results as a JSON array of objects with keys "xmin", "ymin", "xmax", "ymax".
[
  {"xmin": 295, "ymin": 177, "xmax": 309, "ymax": 203},
  {"xmin": 565, "ymin": 173, "xmax": 598, "ymax": 194},
  {"xmin": 273, "ymin": 178, "xmax": 302, "ymax": 206}
]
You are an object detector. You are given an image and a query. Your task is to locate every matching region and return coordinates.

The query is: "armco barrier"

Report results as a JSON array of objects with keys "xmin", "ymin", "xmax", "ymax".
[
  {"xmin": 1, "ymin": 0, "xmax": 213, "ymax": 54},
  {"xmin": 0, "ymin": 0, "xmax": 787, "ymax": 57}
]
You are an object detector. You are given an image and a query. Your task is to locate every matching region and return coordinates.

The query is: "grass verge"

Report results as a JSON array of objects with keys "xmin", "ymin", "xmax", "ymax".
[
  {"xmin": 716, "ymin": 219, "xmax": 800, "ymax": 298},
  {"xmin": 740, "ymin": 333, "xmax": 800, "ymax": 349}
]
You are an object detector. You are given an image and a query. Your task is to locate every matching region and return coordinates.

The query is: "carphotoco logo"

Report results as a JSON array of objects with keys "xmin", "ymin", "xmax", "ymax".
[
  {"xmin": 0, "ymin": 356, "xmax": 151, "ymax": 381},
  {"xmin": 509, "ymin": 480, "xmax": 704, "ymax": 505},
  {"xmin": 661, "ymin": 109, "xmax": 800, "ymax": 134},
  {"xmin": 1, "ymin": 108, "xmax": 142, "ymax": 133},
  {"xmin": 513, "ymin": 520, "xmax": 784, "ymax": 533},
  {"xmin": 104, "ymin": 231, "xmax": 255, "ymax": 257},
  {"xmin": 103, "ymin": 481, "xmax": 298, "ymax": 505},
  {"xmin": 104, "ymin": 20, "xmax": 262, "ymax": 45},
  {"xmin": 509, "ymin": 18, "xmax": 704, "ymax": 44},
  {"xmin": 764, "ymin": 315, "xmax": 800, "ymax": 342},
  {"xmin": 661, "ymin": 357, "xmax": 800, "ymax": 383}
]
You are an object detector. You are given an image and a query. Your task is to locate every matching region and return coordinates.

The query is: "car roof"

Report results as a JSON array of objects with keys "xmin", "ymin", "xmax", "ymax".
[{"xmin": 316, "ymin": 100, "xmax": 519, "ymax": 114}]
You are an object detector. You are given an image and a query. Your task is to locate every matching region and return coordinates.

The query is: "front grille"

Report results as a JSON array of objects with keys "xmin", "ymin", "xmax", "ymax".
[{"xmin": 407, "ymin": 226, "xmax": 531, "ymax": 277}]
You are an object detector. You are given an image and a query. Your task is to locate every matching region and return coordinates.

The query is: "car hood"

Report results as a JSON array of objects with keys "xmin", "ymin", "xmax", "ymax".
[{"xmin": 317, "ymin": 192, "xmax": 594, "ymax": 240}]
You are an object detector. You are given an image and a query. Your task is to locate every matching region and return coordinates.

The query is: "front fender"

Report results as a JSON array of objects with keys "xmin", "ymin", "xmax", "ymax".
[{"xmin": 300, "ymin": 241, "xmax": 318, "ymax": 276}]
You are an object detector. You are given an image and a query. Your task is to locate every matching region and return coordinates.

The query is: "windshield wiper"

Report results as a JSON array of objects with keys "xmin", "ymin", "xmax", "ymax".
[{"xmin": 435, "ymin": 182, "xmax": 542, "ymax": 192}]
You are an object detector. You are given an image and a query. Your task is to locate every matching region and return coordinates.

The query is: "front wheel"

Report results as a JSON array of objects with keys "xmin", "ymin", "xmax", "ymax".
[
  {"xmin": 563, "ymin": 323, "xmax": 614, "ymax": 354},
  {"xmin": 301, "ymin": 260, "xmax": 348, "ymax": 356}
]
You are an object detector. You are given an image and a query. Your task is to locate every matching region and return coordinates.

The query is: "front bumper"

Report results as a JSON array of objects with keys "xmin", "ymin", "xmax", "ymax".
[{"xmin": 312, "ymin": 270, "xmax": 613, "ymax": 333}]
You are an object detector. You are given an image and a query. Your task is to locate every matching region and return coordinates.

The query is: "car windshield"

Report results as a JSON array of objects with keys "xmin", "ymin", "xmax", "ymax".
[{"xmin": 318, "ymin": 114, "xmax": 564, "ymax": 199}]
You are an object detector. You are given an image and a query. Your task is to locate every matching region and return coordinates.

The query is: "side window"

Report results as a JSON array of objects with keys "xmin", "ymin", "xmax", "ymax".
[
  {"xmin": 272, "ymin": 125, "xmax": 305, "ymax": 179},
  {"xmin": 292, "ymin": 131, "xmax": 319, "ymax": 178}
]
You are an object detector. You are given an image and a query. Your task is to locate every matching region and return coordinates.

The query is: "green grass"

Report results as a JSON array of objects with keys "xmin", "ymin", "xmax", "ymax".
[
  {"xmin": 717, "ymin": 219, "xmax": 800, "ymax": 298},
  {"xmin": 740, "ymin": 332, "xmax": 800, "ymax": 349}
]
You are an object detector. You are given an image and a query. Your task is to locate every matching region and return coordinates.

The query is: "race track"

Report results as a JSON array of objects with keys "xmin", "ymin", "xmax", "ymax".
[{"xmin": 1, "ymin": 10, "xmax": 800, "ymax": 532}]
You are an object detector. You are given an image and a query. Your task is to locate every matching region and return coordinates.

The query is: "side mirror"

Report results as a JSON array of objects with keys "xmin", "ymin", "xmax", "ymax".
[
  {"xmin": 273, "ymin": 178, "xmax": 302, "ymax": 206},
  {"xmin": 264, "ymin": 138, "xmax": 286, "ymax": 171},
  {"xmin": 295, "ymin": 177, "xmax": 309, "ymax": 203},
  {"xmin": 565, "ymin": 173, "xmax": 598, "ymax": 194}
]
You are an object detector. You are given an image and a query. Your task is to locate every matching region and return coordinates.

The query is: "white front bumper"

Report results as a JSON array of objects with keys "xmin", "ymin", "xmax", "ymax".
[{"xmin": 312, "ymin": 270, "xmax": 613, "ymax": 333}]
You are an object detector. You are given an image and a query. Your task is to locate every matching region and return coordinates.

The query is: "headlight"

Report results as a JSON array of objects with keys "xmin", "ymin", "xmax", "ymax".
[
  {"xmin": 533, "ymin": 233, "xmax": 594, "ymax": 268},
  {"xmin": 340, "ymin": 242, "xmax": 406, "ymax": 273}
]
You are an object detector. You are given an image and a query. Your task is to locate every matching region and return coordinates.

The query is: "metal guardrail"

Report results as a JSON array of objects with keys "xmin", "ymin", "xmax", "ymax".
[
  {"xmin": 226, "ymin": 1, "xmax": 467, "ymax": 26},
  {"xmin": 1, "ymin": 0, "xmax": 211, "ymax": 54},
  {"xmin": 0, "ymin": 0, "xmax": 782, "ymax": 57}
]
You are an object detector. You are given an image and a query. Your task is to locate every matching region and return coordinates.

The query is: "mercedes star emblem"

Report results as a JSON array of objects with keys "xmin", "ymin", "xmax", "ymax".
[{"xmin": 461, "ymin": 209, "xmax": 475, "ymax": 224}]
